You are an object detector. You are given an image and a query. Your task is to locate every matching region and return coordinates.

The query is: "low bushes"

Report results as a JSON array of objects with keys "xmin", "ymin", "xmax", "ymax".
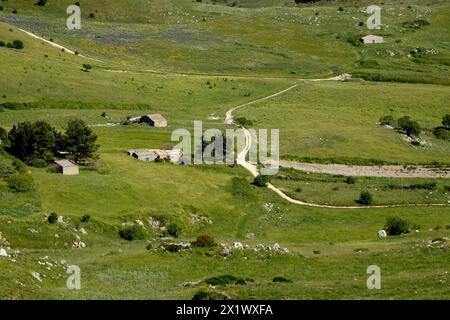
[
  {"xmin": 6, "ymin": 173, "xmax": 34, "ymax": 192},
  {"xmin": 205, "ymin": 275, "xmax": 253, "ymax": 286},
  {"xmin": 119, "ymin": 225, "xmax": 144, "ymax": 241},
  {"xmin": 192, "ymin": 235, "xmax": 216, "ymax": 248},
  {"xmin": 384, "ymin": 217, "xmax": 418, "ymax": 236},
  {"xmin": 357, "ymin": 191, "xmax": 373, "ymax": 205},
  {"xmin": 47, "ymin": 212, "xmax": 58, "ymax": 224},
  {"xmin": 80, "ymin": 214, "xmax": 91, "ymax": 223},
  {"xmin": 166, "ymin": 223, "xmax": 180, "ymax": 238},
  {"xmin": 385, "ymin": 183, "xmax": 436, "ymax": 191}
]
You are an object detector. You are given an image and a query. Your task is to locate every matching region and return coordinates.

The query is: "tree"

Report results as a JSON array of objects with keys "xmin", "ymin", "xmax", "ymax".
[
  {"xmin": 358, "ymin": 191, "xmax": 373, "ymax": 205},
  {"xmin": 384, "ymin": 217, "xmax": 411, "ymax": 236},
  {"xmin": 12, "ymin": 40, "xmax": 24, "ymax": 49},
  {"xmin": 63, "ymin": 119, "xmax": 99, "ymax": 164},
  {"xmin": 442, "ymin": 114, "xmax": 450, "ymax": 129}
]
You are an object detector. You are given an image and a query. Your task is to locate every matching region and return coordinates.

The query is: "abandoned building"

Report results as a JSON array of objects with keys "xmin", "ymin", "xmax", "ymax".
[
  {"xmin": 54, "ymin": 160, "xmax": 79, "ymax": 175},
  {"xmin": 360, "ymin": 35, "xmax": 384, "ymax": 44}
]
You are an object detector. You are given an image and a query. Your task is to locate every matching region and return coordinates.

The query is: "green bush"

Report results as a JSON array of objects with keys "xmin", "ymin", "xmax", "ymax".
[
  {"xmin": 119, "ymin": 225, "xmax": 144, "ymax": 241},
  {"xmin": 192, "ymin": 235, "xmax": 216, "ymax": 248},
  {"xmin": 433, "ymin": 127, "xmax": 450, "ymax": 141},
  {"xmin": 235, "ymin": 117, "xmax": 254, "ymax": 127},
  {"xmin": 379, "ymin": 115, "xmax": 396, "ymax": 127},
  {"xmin": 345, "ymin": 176, "xmax": 357, "ymax": 184},
  {"xmin": 357, "ymin": 191, "xmax": 373, "ymax": 205},
  {"xmin": 48, "ymin": 212, "xmax": 58, "ymax": 224},
  {"xmin": 167, "ymin": 223, "xmax": 180, "ymax": 238},
  {"xmin": 272, "ymin": 277, "xmax": 292, "ymax": 283},
  {"xmin": 253, "ymin": 174, "xmax": 271, "ymax": 187},
  {"xmin": 384, "ymin": 217, "xmax": 413, "ymax": 236},
  {"xmin": 192, "ymin": 290, "xmax": 228, "ymax": 300},
  {"xmin": 0, "ymin": 41, "xmax": 5, "ymax": 47},
  {"xmin": 12, "ymin": 40, "xmax": 24, "ymax": 50},
  {"xmin": 205, "ymin": 275, "xmax": 246, "ymax": 286},
  {"xmin": 0, "ymin": 127, "xmax": 8, "ymax": 144},
  {"xmin": 192, "ymin": 291, "xmax": 209, "ymax": 300},
  {"xmin": 6, "ymin": 173, "xmax": 34, "ymax": 192},
  {"xmin": 0, "ymin": 159, "xmax": 15, "ymax": 179},
  {"xmin": 80, "ymin": 214, "xmax": 91, "ymax": 223},
  {"xmin": 442, "ymin": 114, "xmax": 450, "ymax": 129}
]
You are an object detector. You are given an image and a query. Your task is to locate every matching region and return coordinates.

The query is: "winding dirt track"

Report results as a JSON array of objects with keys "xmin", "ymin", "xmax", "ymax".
[{"xmin": 225, "ymin": 81, "xmax": 450, "ymax": 209}]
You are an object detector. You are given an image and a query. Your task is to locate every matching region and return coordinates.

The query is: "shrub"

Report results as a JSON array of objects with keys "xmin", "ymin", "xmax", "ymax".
[
  {"xmin": 35, "ymin": 0, "xmax": 48, "ymax": 6},
  {"xmin": 384, "ymin": 217, "xmax": 412, "ymax": 236},
  {"xmin": 235, "ymin": 117, "xmax": 254, "ymax": 127},
  {"xmin": 272, "ymin": 277, "xmax": 292, "ymax": 283},
  {"xmin": 0, "ymin": 159, "xmax": 15, "ymax": 179},
  {"xmin": 192, "ymin": 291, "xmax": 209, "ymax": 300},
  {"xmin": 357, "ymin": 191, "xmax": 373, "ymax": 205},
  {"xmin": 6, "ymin": 173, "xmax": 34, "ymax": 192},
  {"xmin": 82, "ymin": 64, "xmax": 92, "ymax": 72},
  {"xmin": 0, "ymin": 127, "xmax": 8, "ymax": 144},
  {"xmin": 0, "ymin": 41, "xmax": 5, "ymax": 47},
  {"xmin": 345, "ymin": 176, "xmax": 357, "ymax": 184},
  {"xmin": 119, "ymin": 225, "xmax": 144, "ymax": 241},
  {"xmin": 48, "ymin": 212, "xmax": 58, "ymax": 224},
  {"xmin": 12, "ymin": 40, "xmax": 24, "ymax": 49},
  {"xmin": 166, "ymin": 223, "xmax": 180, "ymax": 238},
  {"xmin": 192, "ymin": 290, "xmax": 228, "ymax": 300},
  {"xmin": 80, "ymin": 214, "xmax": 91, "ymax": 223},
  {"xmin": 442, "ymin": 114, "xmax": 450, "ymax": 129},
  {"xmin": 433, "ymin": 127, "xmax": 450, "ymax": 141},
  {"xmin": 192, "ymin": 235, "xmax": 216, "ymax": 248},
  {"xmin": 253, "ymin": 174, "xmax": 271, "ymax": 187},
  {"xmin": 379, "ymin": 115, "xmax": 396, "ymax": 127},
  {"xmin": 205, "ymin": 275, "xmax": 239, "ymax": 286}
]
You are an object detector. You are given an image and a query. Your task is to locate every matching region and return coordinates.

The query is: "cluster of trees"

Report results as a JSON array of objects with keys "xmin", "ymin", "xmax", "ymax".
[
  {"xmin": 0, "ymin": 39, "xmax": 24, "ymax": 49},
  {"xmin": 3, "ymin": 119, "xmax": 98, "ymax": 167},
  {"xmin": 433, "ymin": 114, "xmax": 450, "ymax": 141},
  {"xmin": 379, "ymin": 115, "xmax": 421, "ymax": 137}
]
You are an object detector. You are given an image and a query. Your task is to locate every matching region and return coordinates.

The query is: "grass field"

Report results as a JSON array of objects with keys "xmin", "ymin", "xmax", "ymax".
[{"xmin": 0, "ymin": 0, "xmax": 449, "ymax": 300}]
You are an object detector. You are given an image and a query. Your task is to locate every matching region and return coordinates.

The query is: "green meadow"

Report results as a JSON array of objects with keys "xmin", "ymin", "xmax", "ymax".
[{"xmin": 0, "ymin": 0, "xmax": 449, "ymax": 300}]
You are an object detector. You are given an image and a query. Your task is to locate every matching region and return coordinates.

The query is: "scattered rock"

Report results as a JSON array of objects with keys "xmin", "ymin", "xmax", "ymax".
[
  {"xmin": 0, "ymin": 248, "xmax": 8, "ymax": 257},
  {"xmin": 79, "ymin": 228, "xmax": 88, "ymax": 235},
  {"xmin": 27, "ymin": 228, "xmax": 39, "ymax": 234},
  {"xmin": 72, "ymin": 241, "xmax": 86, "ymax": 249},
  {"xmin": 31, "ymin": 271, "xmax": 43, "ymax": 282}
]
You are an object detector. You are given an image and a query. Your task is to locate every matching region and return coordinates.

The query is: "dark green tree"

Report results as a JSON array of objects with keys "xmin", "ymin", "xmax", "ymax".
[{"xmin": 63, "ymin": 119, "xmax": 99, "ymax": 164}]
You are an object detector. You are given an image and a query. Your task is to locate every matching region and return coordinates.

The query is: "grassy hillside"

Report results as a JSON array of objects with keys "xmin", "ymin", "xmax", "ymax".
[{"xmin": 1, "ymin": 0, "xmax": 448, "ymax": 80}]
